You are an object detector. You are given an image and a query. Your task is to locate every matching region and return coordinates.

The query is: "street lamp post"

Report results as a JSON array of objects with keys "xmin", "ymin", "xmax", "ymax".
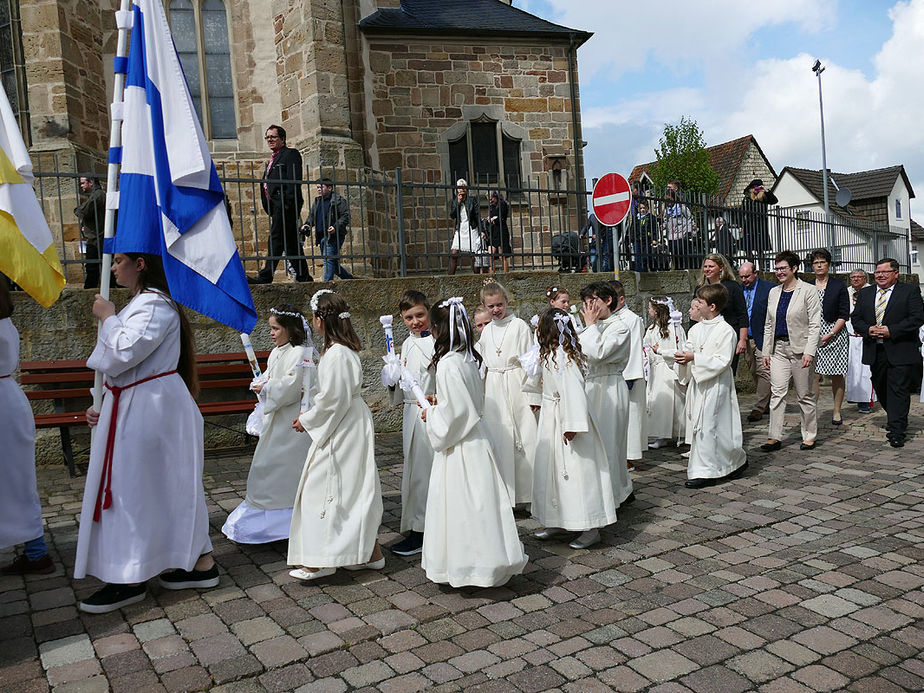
[{"xmin": 812, "ymin": 59, "xmax": 834, "ymax": 251}]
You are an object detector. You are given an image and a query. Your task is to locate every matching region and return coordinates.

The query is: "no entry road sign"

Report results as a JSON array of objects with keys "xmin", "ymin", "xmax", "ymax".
[{"xmin": 592, "ymin": 173, "xmax": 632, "ymax": 226}]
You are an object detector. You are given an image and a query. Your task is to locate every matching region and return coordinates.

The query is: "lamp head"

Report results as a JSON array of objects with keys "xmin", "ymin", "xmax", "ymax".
[{"xmin": 812, "ymin": 59, "xmax": 824, "ymax": 74}]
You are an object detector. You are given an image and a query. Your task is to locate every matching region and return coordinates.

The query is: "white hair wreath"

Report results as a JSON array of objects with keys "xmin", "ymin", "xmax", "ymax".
[{"xmin": 310, "ymin": 289, "xmax": 334, "ymax": 313}]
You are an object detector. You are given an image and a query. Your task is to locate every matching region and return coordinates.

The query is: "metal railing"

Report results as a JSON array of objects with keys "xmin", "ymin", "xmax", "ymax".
[{"xmin": 29, "ymin": 156, "xmax": 911, "ymax": 286}]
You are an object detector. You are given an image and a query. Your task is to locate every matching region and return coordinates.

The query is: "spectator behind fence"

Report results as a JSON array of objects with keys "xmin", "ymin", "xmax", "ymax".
[
  {"xmin": 581, "ymin": 211, "xmax": 612, "ymax": 272},
  {"xmin": 740, "ymin": 179, "xmax": 778, "ymax": 270},
  {"xmin": 661, "ymin": 182, "xmax": 696, "ymax": 270},
  {"xmin": 75, "ymin": 176, "xmax": 106, "ymax": 289},
  {"xmin": 448, "ymin": 179, "xmax": 483, "ymax": 276},
  {"xmin": 628, "ymin": 201, "xmax": 659, "ymax": 272},
  {"xmin": 714, "ymin": 216, "xmax": 737, "ymax": 260},
  {"xmin": 249, "ymin": 125, "xmax": 309, "ymax": 285},
  {"xmin": 303, "ymin": 179, "xmax": 353, "ymax": 282},
  {"xmin": 487, "ymin": 190, "xmax": 511, "ymax": 274},
  {"xmin": 809, "ymin": 249, "xmax": 850, "ymax": 426}
]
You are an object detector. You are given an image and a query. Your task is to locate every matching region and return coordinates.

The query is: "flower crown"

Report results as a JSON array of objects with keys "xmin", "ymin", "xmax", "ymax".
[
  {"xmin": 310, "ymin": 289, "xmax": 334, "ymax": 313},
  {"xmin": 270, "ymin": 307, "xmax": 302, "ymax": 319}
]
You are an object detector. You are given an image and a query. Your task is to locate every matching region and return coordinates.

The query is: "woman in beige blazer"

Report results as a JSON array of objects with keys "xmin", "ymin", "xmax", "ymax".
[{"xmin": 761, "ymin": 250, "xmax": 822, "ymax": 451}]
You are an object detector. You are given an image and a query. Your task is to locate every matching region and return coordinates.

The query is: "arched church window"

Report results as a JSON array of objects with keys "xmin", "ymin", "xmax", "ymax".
[
  {"xmin": 449, "ymin": 118, "xmax": 522, "ymax": 189},
  {"xmin": 167, "ymin": 0, "xmax": 236, "ymax": 140}
]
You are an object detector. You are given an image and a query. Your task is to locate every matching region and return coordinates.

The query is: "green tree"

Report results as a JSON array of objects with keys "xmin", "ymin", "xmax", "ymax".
[{"xmin": 649, "ymin": 116, "xmax": 720, "ymax": 196}]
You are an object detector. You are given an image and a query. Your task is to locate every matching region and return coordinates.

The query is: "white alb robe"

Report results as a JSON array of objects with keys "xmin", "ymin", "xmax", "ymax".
[
  {"xmin": 475, "ymin": 315, "xmax": 539, "ymax": 504},
  {"xmin": 75, "ymin": 291, "xmax": 211, "ymax": 583},
  {"xmin": 0, "ymin": 319, "xmax": 44, "ymax": 550},
  {"xmin": 578, "ymin": 313, "xmax": 633, "ymax": 505},
  {"xmin": 388, "ymin": 332, "xmax": 436, "ymax": 533},
  {"xmin": 644, "ymin": 322, "xmax": 687, "ymax": 441},
  {"xmin": 532, "ymin": 348, "xmax": 618, "ymax": 531},
  {"xmin": 223, "ymin": 343, "xmax": 314, "ymax": 543},
  {"xmin": 422, "ymin": 351, "xmax": 527, "ymax": 587},
  {"xmin": 675, "ymin": 316, "xmax": 747, "ymax": 479},
  {"xmin": 615, "ymin": 307, "xmax": 648, "ymax": 459},
  {"xmin": 288, "ymin": 344, "xmax": 383, "ymax": 567},
  {"xmin": 845, "ymin": 320, "xmax": 876, "ymax": 404}
]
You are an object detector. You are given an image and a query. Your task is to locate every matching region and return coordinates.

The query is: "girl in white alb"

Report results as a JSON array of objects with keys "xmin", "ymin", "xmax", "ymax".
[
  {"xmin": 288, "ymin": 290, "xmax": 384, "ymax": 581},
  {"xmin": 0, "ymin": 280, "xmax": 53, "ymax": 576},
  {"xmin": 75, "ymin": 253, "xmax": 217, "ymax": 615},
  {"xmin": 644, "ymin": 297, "xmax": 687, "ymax": 449},
  {"xmin": 531, "ymin": 309, "xmax": 617, "ymax": 551},
  {"xmin": 421, "ymin": 296, "xmax": 527, "ymax": 587},
  {"xmin": 223, "ymin": 305, "xmax": 316, "ymax": 544},
  {"xmin": 475, "ymin": 281, "xmax": 539, "ymax": 505}
]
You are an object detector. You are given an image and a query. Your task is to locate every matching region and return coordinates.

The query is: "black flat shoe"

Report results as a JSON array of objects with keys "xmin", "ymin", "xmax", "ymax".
[
  {"xmin": 726, "ymin": 462, "xmax": 749, "ymax": 480},
  {"xmin": 831, "ymin": 418, "xmax": 843, "ymax": 426},
  {"xmin": 800, "ymin": 442, "xmax": 816, "ymax": 451},
  {"xmin": 684, "ymin": 478, "xmax": 716, "ymax": 489},
  {"xmin": 759, "ymin": 441, "xmax": 781, "ymax": 452},
  {"xmin": 622, "ymin": 492, "xmax": 636, "ymax": 505},
  {"xmin": 888, "ymin": 436, "xmax": 905, "ymax": 448}
]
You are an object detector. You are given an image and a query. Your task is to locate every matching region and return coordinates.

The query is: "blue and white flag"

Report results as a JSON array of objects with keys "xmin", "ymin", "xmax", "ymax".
[{"xmin": 112, "ymin": 0, "xmax": 256, "ymax": 332}]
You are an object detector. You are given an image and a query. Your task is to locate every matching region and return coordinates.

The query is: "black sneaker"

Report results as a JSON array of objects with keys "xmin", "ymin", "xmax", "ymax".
[
  {"xmin": 158, "ymin": 564, "xmax": 220, "ymax": 590},
  {"xmin": 389, "ymin": 531, "xmax": 424, "ymax": 556},
  {"xmin": 78, "ymin": 583, "xmax": 147, "ymax": 614}
]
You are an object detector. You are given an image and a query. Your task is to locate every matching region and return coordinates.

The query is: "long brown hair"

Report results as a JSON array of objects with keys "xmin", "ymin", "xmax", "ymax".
[
  {"xmin": 313, "ymin": 291, "xmax": 361, "ymax": 352},
  {"xmin": 537, "ymin": 307, "xmax": 586, "ymax": 373},
  {"xmin": 127, "ymin": 253, "xmax": 199, "ymax": 398},
  {"xmin": 429, "ymin": 298, "xmax": 483, "ymax": 370},
  {"xmin": 649, "ymin": 297, "xmax": 671, "ymax": 339}
]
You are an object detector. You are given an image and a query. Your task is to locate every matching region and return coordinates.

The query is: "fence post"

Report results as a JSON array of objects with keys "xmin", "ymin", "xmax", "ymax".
[{"xmin": 395, "ymin": 167, "xmax": 407, "ymax": 277}]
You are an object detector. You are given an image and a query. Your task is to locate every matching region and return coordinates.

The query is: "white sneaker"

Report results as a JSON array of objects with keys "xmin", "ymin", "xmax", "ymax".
[{"xmin": 289, "ymin": 567, "xmax": 336, "ymax": 581}]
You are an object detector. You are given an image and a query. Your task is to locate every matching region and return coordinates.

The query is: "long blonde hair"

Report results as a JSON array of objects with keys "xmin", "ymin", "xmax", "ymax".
[{"xmin": 698, "ymin": 253, "xmax": 736, "ymax": 287}]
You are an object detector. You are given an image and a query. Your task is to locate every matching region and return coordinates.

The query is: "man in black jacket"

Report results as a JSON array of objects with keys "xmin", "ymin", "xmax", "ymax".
[
  {"xmin": 75, "ymin": 176, "xmax": 107, "ymax": 289},
  {"xmin": 250, "ymin": 125, "xmax": 310, "ymax": 284},
  {"xmin": 851, "ymin": 258, "xmax": 924, "ymax": 447},
  {"xmin": 303, "ymin": 178, "xmax": 353, "ymax": 281}
]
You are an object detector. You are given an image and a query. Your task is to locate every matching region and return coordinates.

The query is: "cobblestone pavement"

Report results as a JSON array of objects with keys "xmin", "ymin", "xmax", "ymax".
[{"xmin": 3, "ymin": 392, "xmax": 924, "ymax": 692}]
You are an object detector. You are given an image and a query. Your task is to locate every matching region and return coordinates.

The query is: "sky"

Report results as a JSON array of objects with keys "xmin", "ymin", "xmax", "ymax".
[{"xmin": 516, "ymin": 0, "xmax": 923, "ymax": 213}]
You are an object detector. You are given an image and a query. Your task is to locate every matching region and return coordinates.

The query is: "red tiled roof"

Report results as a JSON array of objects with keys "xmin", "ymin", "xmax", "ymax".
[{"xmin": 628, "ymin": 134, "xmax": 776, "ymax": 202}]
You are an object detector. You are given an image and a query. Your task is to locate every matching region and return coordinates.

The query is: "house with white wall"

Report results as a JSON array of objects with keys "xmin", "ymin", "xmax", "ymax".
[{"xmin": 770, "ymin": 165, "xmax": 915, "ymax": 272}]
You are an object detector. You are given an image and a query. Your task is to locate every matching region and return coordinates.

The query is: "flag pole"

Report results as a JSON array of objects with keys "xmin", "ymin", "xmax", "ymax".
[{"xmin": 92, "ymin": 0, "xmax": 133, "ymax": 415}]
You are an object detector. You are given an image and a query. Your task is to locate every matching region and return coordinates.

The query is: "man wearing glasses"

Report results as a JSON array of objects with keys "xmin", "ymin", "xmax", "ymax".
[
  {"xmin": 850, "ymin": 258, "xmax": 924, "ymax": 447},
  {"xmin": 249, "ymin": 125, "xmax": 310, "ymax": 284}
]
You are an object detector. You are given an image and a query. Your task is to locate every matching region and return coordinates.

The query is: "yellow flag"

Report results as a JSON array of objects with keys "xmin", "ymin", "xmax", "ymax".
[{"xmin": 0, "ymin": 85, "xmax": 65, "ymax": 307}]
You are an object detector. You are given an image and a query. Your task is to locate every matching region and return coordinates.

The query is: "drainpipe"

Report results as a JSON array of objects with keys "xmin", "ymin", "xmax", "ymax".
[{"xmin": 567, "ymin": 33, "xmax": 585, "ymax": 224}]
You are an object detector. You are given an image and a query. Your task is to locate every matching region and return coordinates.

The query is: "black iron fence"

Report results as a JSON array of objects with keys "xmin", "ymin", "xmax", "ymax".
[{"xmin": 31, "ymin": 157, "xmax": 911, "ymax": 287}]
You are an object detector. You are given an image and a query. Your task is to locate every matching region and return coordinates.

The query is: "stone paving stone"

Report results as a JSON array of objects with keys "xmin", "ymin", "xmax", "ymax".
[
  {"xmin": 160, "ymin": 665, "xmax": 212, "ymax": 693},
  {"xmin": 258, "ymin": 663, "xmax": 313, "ymax": 692},
  {"xmin": 727, "ymin": 650, "xmax": 795, "ymax": 683},
  {"xmin": 251, "ymin": 634, "xmax": 308, "ymax": 669},
  {"xmin": 38, "ymin": 634, "xmax": 95, "ymax": 669},
  {"xmin": 45, "ymin": 658, "xmax": 102, "ymax": 687},
  {"xmin": 628, "ymin": 650, "xmax": 699, "ymax": 682},
  {"xmin": 680, "ymin": 664, "xmax": 752, "ymax": 693},
  {"xmin": 791, "ymin": 664, "xmax": 851, "ymax": 691}
]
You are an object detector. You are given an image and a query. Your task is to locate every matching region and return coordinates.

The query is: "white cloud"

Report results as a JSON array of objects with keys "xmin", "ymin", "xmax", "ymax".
[{"xmin": 557, "ymin": 0, "xmax": 924, "ymax": 212}]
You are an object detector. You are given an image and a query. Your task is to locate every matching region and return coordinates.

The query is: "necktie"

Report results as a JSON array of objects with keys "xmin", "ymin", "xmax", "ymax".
[{"xmin": 875, "ymin": 288, "xmax": 888, "ymax": 326}]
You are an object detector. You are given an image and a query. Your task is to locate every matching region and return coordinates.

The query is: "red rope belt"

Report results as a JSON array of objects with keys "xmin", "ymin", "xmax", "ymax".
[{"xmin": 93, "ymin": 369, "xmax": 178, "ymax": 522}]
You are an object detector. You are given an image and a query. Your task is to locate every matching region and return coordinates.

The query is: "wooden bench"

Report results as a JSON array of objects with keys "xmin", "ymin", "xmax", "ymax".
[{"xmin": 20, "ymin": 350, "xmax": 270, "ymax": 476}]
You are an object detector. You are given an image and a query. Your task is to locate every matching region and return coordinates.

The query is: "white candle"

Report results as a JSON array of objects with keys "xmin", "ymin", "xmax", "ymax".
[
  {"xmin": 380, "ymin": 315, "xmax": 396, "ymax": 355},
  {"xmin": 240, "ymin": 333, "xmax": 261, "ymax": 377}
]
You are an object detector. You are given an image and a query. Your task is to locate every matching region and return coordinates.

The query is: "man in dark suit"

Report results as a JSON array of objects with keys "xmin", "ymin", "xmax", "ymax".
[
  {"xmin": 739, "ymin": 261, "xmax": 773, "ymax": 421},
  {"xmin": 250, "ymin": 125, "xmax": 310, "ymax": 284},
  {"xmin": 851, "ymin": 258, "xmax": 924, "ymax": 447}
]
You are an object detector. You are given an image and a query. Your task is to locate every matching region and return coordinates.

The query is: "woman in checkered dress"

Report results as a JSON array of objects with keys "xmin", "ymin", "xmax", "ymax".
[{"xmin": 809, "ymin": 249, "xmax": 850, "ymax": 425}]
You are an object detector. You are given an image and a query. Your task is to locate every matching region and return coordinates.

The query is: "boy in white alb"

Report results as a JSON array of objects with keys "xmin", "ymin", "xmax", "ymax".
[
  {"xmin": 610, "ymin": 283, "xmax": 647, "ymax": 465},
  {"xmin": 386, "ymin": 290, "xmax": 436, "ymax": 557},
  {"xmin": 674, "ymin": 283, "xmax": 747, "ymax": 488}
]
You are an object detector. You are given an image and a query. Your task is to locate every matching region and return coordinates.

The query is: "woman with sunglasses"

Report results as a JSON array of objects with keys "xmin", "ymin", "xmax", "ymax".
[{"xmin": 760, "ymin": 251, "xmax": 822, "ymax": 452}]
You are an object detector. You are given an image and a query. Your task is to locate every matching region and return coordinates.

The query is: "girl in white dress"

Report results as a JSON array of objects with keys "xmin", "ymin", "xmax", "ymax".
[
  {"xmin": 386, "ymin": 290, "xmax": 436, "ymax": 557},
  {"xmin": 475, "ymin": 281, "xmax": 539, "ymax": 506},
  {"xmin": 421, "ymin": 297, "xmax": 527, "ymax": 587},
  {"xmin": 578, "ymin": 282, "xmax": 634, "ymax": 506},
  {"xmin": 532, "ymin": 309, "xmax": 617, "ymax": 550},
  {"xmin": 0, "ymin": 281, "xmax": 53, "ymax": 576},
  {"xmin": 644, "ymin": 297, "xmax": 687, "ymax": 449},
  {"xmin": 76, "ymin": 253, "xmax": 216, "ymax": 614},
  {"xmin": 223, "ymin": 305, "xmax": 315, "ymax": 544},
  {"xmin": 674, "ymin": 284, "xmax": 747, "ymax": 488},
  {"xmin": 288, "ymin": 290, "xmax": 384, "ymax": 581}
]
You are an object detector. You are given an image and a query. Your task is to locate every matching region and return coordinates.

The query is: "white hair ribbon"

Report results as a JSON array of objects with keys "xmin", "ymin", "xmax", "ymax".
[
  {"xmin": 553, "ymin": 312, "xmax": 577, "ymax": 349},
  {"xmin": 438, "ymin": 296, "xmax": 475, "ymax": 361}
]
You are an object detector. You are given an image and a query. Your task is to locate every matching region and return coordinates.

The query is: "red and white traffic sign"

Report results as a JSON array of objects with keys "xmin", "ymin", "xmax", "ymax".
[{"xmin": 592, "ymin": 173, "xmax": 632, "ymax": 226}]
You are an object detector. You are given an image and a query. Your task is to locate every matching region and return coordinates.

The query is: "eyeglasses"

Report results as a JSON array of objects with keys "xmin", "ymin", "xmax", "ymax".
[
  {"xmin": 265, "ymin": 135, "xmax": 280, "ymax": 140},
  {"xmin": 874, "ymin": 270, "xmax": 898, "ymax": 275},
  {"xmin": 773, "ymin": 267, "xmax": 791, "ymax": 273}
]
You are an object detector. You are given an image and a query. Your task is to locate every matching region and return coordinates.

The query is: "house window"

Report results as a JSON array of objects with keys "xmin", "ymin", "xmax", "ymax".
[
  {"xmin": 895, "ymin": 199, "xmax": 902, "ymax": 219},
  {"xmin": 0, "ymin": 0, "xmax": 29, "ymax": 144},
  {"xmin": 911, "ymin": 248, "xmax": 919, "ymax": 267},
  {"xmin": 167, "ymin": 0, "xmax": 236, "ymax": 140},
  {"xmin": 448, "ymin": 119, "xmax": 522, "ymax": 189},
  {"xmin": 795, "ymin": 210, "xmax": 811, "ymax": 231}
]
